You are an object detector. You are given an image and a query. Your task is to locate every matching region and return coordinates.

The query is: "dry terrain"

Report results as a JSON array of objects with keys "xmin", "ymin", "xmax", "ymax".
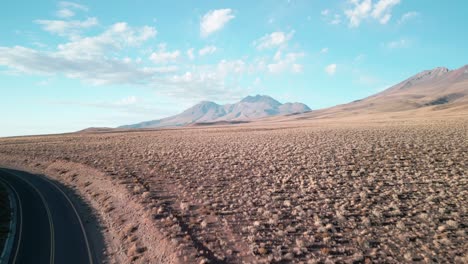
[{"xmin": 0, "ymin": 117, "xmax": 467, "ymax": 263}]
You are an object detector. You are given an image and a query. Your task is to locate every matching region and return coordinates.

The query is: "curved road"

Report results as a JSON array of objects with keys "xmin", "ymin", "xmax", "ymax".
[{"xmin": 0, "ymin": 168, "xmax": 99, "ymax": 264}]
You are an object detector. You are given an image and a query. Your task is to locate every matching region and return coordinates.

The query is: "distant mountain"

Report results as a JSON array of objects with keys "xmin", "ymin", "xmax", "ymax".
[
  {"xmin": 119, "ymin": 95, "xmax": 311, "ymax": 129},
  {"xmin": 77, "ymin": 127, "xmax": 114, "ymax": 133},
  {"xmin": 290, "ymin": 65, "xmax": 468, "ymax": 120}
]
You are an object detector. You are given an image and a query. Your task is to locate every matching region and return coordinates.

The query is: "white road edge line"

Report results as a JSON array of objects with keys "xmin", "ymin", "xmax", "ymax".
[{"xmin": 38, "ymin": 174, "xmax": 94, "ymax": 264}]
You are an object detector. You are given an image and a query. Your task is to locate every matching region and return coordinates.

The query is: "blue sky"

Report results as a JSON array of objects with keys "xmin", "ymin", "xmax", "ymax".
[{"xmin": 1, "ymin": 0, "xmax": 467, "ymax": 136}]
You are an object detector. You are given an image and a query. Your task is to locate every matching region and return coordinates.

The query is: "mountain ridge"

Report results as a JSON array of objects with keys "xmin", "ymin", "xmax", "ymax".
[
  {"xmin": 119, "ymin": 95, "xmax": 311, "ymax": 129},
  {"xmin": 279, "ymin": 64, "xmax": 468, "ymax": 121}
]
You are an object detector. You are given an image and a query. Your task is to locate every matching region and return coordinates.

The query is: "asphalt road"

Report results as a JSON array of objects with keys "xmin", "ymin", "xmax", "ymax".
[{"xmin": 0, "ymin": 168, "xmax": 97, "ymax": 264}]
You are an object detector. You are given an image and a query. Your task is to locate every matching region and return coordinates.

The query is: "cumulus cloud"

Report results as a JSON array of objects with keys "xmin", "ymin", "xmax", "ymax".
[
  {"xmin": 59, "ymin": 1, "xmax": 89, "ymax": 12},
  {"xmin": 200, "ymin": 9, "xmax": 235, "ymax": 37},
  {"xmin": 371, "ymin": 0, "xmax": 400, "ymax": 24},
  {"xmin": 1, "ymin": 5, "xmax": 308, "ymax": 103},
  {"xmin": 325, "ymin": 64, "xmax": 337, "ymax": 75},
  {"xmin": 345, "ymin": 0, "xmax": 372, "ymax": 27},
  {"xmin": 150, "ymin": 46, "xmax": 181, "ymax": 64},
  {"xmin": 0, "ymin": 19, "xmax": 252, "ymax": 102},
  {"xmin": 0, "ymin": 22, "xmax": 166, "ymax": 85},
  {"xmin": 35, "ymin": 17, "xmax": 98, "ymax": 37},
  {"xmin": 55, "ymin": 2, "xmax": 89, "ymax": 19},
  {"xmin": 198, "ymin": 45, "xmax": 217, "ymax": 56},
  {"xmin": 57, "ymin": 9, "xmax": 75, "ymax": 18},
  {"xmin": 345, "ymin": 0, "xmax": 400, "ymax": 27},
  {"xmin": 217, "ymin": 59, "xmax": 246, "ymax": 76},
  {"xmin": 254, "ymin": 31, "xmax": 294, "ymax": 50},
  {"xmin": 398, "ymin": 11, "xmax": 419, "ymax": 24},
  {"xmin": 267, "ymin": 51, "xmax": 304, "ymax": 74},
  {"xmin": 56, "ymin": 22, "xmax": 156, "ymax": 59},
  {"xmin": 0, "ymin": 46, "xmax": 176, "ymax": 85},
  {"xmin": 156, "ymin": 70, "xmax": 248, "ymax": 102}
]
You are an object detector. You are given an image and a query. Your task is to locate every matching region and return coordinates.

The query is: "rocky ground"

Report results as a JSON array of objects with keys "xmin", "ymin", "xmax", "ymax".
[{"xmin": 0, "ymin": 118, "xmax": 466, "ymax": 263}]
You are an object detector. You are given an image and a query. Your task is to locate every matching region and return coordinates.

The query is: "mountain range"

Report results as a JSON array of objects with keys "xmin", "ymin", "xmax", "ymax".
[
  {"xmin": 119, "ymin": 95, "xmax": 311, "ymax": 129},
  {"xmin": 118, "ymin": 64, "xmax": 467, "ymax": 129}
]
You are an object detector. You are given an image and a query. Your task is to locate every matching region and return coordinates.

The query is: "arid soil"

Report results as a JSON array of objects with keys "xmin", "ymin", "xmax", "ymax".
[{"xmin": 0, "ymin": 117, "xmax": 467, "ymax": 263}]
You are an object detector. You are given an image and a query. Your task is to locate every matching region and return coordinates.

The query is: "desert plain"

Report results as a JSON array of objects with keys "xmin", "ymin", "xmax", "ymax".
[{"xmin": 0, "ymin": 114, "xmax": 466, "ymax": 263}]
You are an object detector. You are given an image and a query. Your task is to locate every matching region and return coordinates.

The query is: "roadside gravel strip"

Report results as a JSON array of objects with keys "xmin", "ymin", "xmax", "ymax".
[{"xmin": 0, "ymin": 180, "xmax": 15, "ymax": 263}]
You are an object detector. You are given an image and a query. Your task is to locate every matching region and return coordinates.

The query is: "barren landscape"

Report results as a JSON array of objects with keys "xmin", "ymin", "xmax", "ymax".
[
  {"xmin": 2, "ymin": 1, "xmax": 468, "ymax": 263},
  {"xmin": 0, "ymin": 115, "xmax": 466, "ymax": 263}
]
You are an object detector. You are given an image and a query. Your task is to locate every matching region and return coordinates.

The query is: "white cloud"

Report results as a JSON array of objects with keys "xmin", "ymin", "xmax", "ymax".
[
  {"xmin": 345, "ymin": 0, "xmax": 372, "ymax": 27},
  {"xmin": 56, "ymin": 22, "xmax": 156, "ymax": 59},
  {"xmin": 158, "ymin": 66, "xmax": 249, "ymax": 102},
  {"xmin": 0, "ymin": 46, "xmax": 175, "ymax": 85},
  {"xmin": 0, "ymin": 18, "xmax": 253, "ymax": 103},
  {"xmin": 321, "ymin": 47, "xmax": 329, "ymax": 54},
  {"xmin": 383, "ymin": 38, "xmax": 410, "ymax": 49},
  {"xmin": 267, "ymin": 52, "xmax": 304, "ymax": 74},
  {"xmin": 254, "ymin": 31, "xmax": 294, "ymax": 50},
  {"xmin": 150, "ymin": 49, "xmax": 181, "ymax": 64},
  {"xmin": 0, "ymin": 23, "xmax": 165, "ymax": 85},
  {"xmin": 345, "ymin": 0, "xmax": 400, "ymax": 27},
  {"xmin": 325, "ymin": 64, "xmax": 337, "ymax": 75},
  {"xmin": 371, "ymin": 0, "xmax": 400, "ymax": 24},
  {"xmin": 322, "ymin": 8, "xmax": 341, "ymax": 25},
  {"xmin": 398, "ymin": 11, "xmax": 419, "ymax": 24},
  {"xmin": 55, "ymin": 2, "xmax": 89, "ymax": 19},
  {"xmin": 57, "ymin": 9, "xmax": 75, "ymax": 18},
  {"xmin": 1, "ymin": 4, "xmax": 309, "ymax": 104},
  {"xmin": 200, "ymin": 9, "xmax": 235, "ymax": 37},
  {"xmin": 59, "ymin": 1, "xmax": 89, "ymax": 12},
  {"xmin": 198, "ymin": 45, "xmax": 217, "ymax": 56},
  {"xmin": 35, "ymin": 17, "xmax": 98, "ymax": 37},
  {"xmin": 217, "ymin": 59, "xmax": 246, "ymax": 76},
  {"xmin": 187, "ymin": 48, "xmax": 195, "ymax": 60}
]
